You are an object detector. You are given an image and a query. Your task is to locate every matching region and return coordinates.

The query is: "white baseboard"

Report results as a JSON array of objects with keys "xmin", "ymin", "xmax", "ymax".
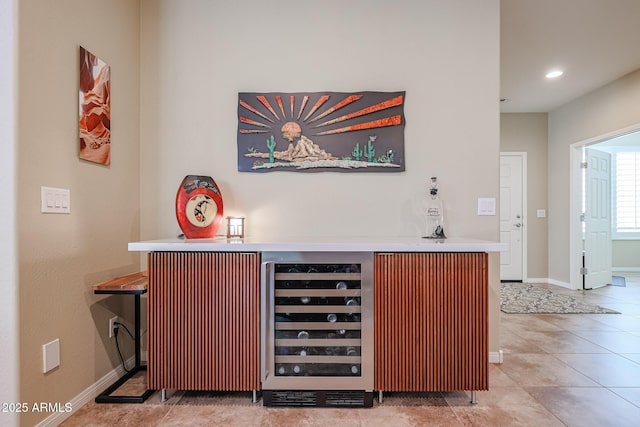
[
  {"xmin": 547, "ymin": 278, "xmax": 572, "ymax": 289},
  {"xmin": 489, "ymin": 350, "xmax": 504, "ymax": 364},
  {"xmin": 35, "ymin": 356, "xmax": 135, "ymax": 427},
  {"xmin": 530, "ymin": 272, "xmax": 639, "ymax": 287},
  {"xmin": 527, "ymin": 277, "xmax": 573, "ymax": 289}
]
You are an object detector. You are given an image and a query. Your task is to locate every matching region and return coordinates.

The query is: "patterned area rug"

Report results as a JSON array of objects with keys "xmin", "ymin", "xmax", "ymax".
[{"xmin": 500, "ymin": 283, "xmax": 619, "ymax": 314}]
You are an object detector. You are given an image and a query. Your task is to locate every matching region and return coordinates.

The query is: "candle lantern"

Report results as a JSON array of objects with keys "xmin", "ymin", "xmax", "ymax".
[{"xmin": 226, "ymin": 216, "xmax": 245, "ymax": 239}]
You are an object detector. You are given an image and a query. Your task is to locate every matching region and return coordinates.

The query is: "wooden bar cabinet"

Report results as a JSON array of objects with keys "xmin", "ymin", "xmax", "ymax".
[
  {"xmin": 374, "ymin": 252, "xmax": 488, "ymax": 394},
  {"xmin": 147, "ymin": 252, "xmax": 261, "ymax": 393}
]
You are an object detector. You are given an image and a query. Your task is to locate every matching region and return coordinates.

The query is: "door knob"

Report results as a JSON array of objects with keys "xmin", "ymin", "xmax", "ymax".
[{"xmin": 514, "ymin": 223, "xmax": 522, "ymax": 228}]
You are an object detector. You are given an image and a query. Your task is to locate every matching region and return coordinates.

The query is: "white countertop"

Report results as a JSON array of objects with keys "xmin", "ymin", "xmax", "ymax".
[{"xmin": 128, "ymin": 236, "xmax": 507, "ymax": 253}]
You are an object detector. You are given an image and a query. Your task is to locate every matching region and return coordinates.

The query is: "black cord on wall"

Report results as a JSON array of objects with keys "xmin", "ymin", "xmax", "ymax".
[{"xmin": 113, "ymin": 321, "xmax": 135, "ymax": 373}]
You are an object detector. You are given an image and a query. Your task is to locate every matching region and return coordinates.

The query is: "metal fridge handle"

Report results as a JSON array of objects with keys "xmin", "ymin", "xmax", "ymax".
[{"xmin": 260, "ymin": 261, "xmax": 272, "ymax": 383}]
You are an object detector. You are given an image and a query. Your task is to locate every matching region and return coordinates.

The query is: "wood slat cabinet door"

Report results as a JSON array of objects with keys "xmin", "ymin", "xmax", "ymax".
[
  {"xmin": 148, "ymin": 252, "xmax": 260, "ymax": 391},
  {"xmin": 374, "ymin": 252, "xmax": 488, "ymax": 392}
]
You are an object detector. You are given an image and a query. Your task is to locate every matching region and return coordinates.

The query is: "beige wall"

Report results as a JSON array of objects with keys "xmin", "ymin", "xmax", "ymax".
[
  {"xmin": 500, "ymin": 113, "xmax": 549, "ymax": 279},
  {"xmin": 0, "ymin": 0, "xmax": 19, "ymax": 426},
  {"xmin": 139, "ymin": 0, "xmax": 501, "ymax": 242},
  {"xmin": 549, "ymin": 69, "xmax": 640, "ymax": 284},
  {"xmin": 140, "ymin": 0, "xmax": 501, "ymax": 350},
  {"xmin": 17, "ymin": 1, "xmax": 140, "ymax": 425}
]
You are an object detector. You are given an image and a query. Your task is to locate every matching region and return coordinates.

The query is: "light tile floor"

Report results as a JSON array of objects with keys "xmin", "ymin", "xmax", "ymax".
[{"xmin": 62, "ymin": 275, "xmax": 640, "ymax": 426}]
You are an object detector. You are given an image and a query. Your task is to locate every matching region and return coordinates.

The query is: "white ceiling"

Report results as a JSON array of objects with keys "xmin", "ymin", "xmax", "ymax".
[{"xmin": 500, "ymin": 0, "xmax": 640, "ymax": 113}]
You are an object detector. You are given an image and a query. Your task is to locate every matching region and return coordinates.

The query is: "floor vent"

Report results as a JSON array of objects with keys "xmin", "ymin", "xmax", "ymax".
[{"xmin": 263, "ymin": 390, "xmax": 373, "ymax": 408}]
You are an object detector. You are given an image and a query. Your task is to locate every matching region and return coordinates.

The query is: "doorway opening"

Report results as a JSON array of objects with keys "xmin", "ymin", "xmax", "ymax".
[{"xmin": 569, "ymin": 123, "xmax": 640, "ymax": 290}]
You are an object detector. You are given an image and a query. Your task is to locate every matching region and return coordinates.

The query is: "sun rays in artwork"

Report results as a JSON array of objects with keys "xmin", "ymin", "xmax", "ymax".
[{"xmin": 239, "ymin": 93, "xmax": 403, "ymax": 137}]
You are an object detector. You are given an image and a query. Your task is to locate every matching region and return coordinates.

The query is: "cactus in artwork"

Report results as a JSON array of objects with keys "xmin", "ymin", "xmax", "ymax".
[
  {"xmin": 266, "ymin": 135, "xmax": 276, "ymax": 163},
  {"xmin": 379, "ymin": 150, "xmax": 395, "ymax": 163},
  {"xmin": 352, "ymin": 143, "xmax": 362, "ymax": 161},
  {"xmin": 363, "ymin": 135, "xmax": 376, "ymax": 162}
]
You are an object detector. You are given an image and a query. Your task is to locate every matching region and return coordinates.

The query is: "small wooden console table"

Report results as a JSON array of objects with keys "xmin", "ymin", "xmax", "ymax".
[{"xmin": 93, "ymin": 271, "xmax": 154, "ymax": 403}]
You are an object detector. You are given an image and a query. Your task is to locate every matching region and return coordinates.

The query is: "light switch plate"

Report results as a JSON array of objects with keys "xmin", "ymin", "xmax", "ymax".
[
  {"xmin": 537, "ymin": 209, "xmax": 546, "ymax": 218},
  {"xmin": 41, "ymin": 186, "xmax": 70, "ymax": 214},
  {"xmin": 477, "ymin": 198, "xmax": 496, "ymax": 216}
]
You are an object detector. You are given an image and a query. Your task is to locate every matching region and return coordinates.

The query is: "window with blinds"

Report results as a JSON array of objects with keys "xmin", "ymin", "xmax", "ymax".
[{"xmin": 613, "ymin": 151, "xmax": 640, "ymax": 237}]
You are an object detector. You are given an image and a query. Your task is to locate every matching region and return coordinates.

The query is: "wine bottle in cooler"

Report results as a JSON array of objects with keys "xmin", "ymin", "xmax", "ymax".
[
  {"xmin": 302, "ymin": 266, "xmax": 318, "ymax": 286},
  {"xmin": 345, "ymin": 264, "xmax": 360, "ymax": 273},
  {"xmin": 325, "ymin": 332, "xmax": 339, "ymax": 356},
  {"xmin": 299, "ymin": 296, "xmax": 311, "ymax": 304},
  {"xmin": 277, "ymin": 346, "xmax": 290, "ymax": 355},
  {"xmin": 345, "ymin": 297, "xmax": 359, "ymax": 320}
]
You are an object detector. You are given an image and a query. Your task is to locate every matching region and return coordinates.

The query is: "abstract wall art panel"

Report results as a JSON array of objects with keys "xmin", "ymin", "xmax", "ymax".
[
  {"xmin": 237, "ymin": 91, "xmax": 405, "ymax": 173},
  {"xmin": 79, "ymin": 46, "xmax": 111, "ymax": 165}
]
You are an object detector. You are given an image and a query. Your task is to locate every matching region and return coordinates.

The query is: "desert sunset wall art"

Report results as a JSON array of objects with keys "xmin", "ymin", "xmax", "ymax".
[{"xmin": 237, "ymin": 91, "xmax": 406, "ymax": 173}]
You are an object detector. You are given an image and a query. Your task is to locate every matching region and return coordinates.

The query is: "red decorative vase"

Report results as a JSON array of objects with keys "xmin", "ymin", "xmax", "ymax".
[{"xmin": 175, "ymin": 175, "xmax": 224, "ymax": 238}]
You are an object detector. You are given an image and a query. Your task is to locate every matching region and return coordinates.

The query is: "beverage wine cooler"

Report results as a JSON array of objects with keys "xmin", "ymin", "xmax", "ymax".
[{"xmin": 261, "ymin": 252, "xmax": 374, "ymax": 407}]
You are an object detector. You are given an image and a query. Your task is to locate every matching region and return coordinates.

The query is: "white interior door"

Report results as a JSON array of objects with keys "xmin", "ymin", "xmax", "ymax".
[
  {"xmin": 500, "ymin": 154, "xmax": 525, "ymax": 281},
  {"xmin": 584, "ymin": 148, "xmax": 612, "ymax": 289}
]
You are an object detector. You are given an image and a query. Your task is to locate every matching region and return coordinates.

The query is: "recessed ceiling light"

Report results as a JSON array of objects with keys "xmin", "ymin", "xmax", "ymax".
[{"xmin": 545, "ymin": 70, "xmax": 564, "ymax": 79}]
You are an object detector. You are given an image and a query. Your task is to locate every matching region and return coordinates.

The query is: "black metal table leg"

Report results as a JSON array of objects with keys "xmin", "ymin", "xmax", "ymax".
[{"xmin": 95, "ymin": 291, "xmax": 154, "ymax": 404}]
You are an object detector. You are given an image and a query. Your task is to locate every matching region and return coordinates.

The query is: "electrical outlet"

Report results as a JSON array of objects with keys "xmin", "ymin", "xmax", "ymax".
[{"xmin": 108, "ymin": 316, "xmax": 118, "ymax": 338}]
